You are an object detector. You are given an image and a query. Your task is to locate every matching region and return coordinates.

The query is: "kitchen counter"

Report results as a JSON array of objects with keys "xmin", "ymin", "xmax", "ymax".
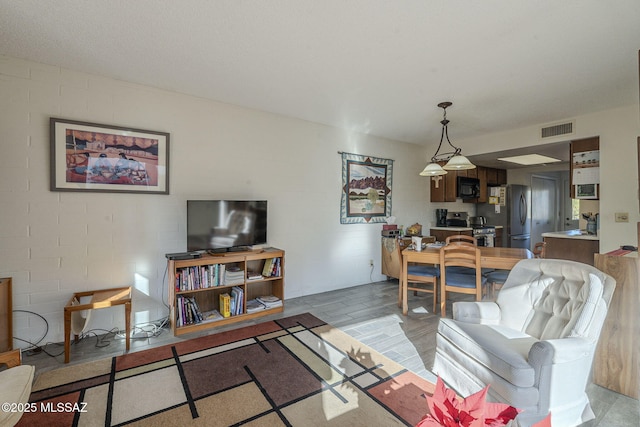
[
  {"xmin": 543, "ymin": 230, "xmax": 600, "ymax": 265},
  {"xmin": 541, "ymin": 230, "xmax": 599, "ymax": 241},
  {"xmin": 430, "ymin": 226, "xmax": 472, "ymax": 231},
  {"xmin": 430, "ymin": 225, "xmax": 504, "ymax": 231}
]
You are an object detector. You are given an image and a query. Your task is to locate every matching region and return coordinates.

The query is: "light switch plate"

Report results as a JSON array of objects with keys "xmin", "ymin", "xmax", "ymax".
[{"xmin": 615, "ymin": 212, "xmax": 629, "ymax": 222}]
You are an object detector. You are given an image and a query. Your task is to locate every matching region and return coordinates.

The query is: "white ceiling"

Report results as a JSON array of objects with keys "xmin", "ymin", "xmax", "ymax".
[{"xmin": 1, "ymin": 1, "xmax": 638, "ymax": 149}]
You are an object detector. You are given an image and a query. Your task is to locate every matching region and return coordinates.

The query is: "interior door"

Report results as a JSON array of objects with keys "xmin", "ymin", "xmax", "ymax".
[{"xmin": 531, "ymin": 175, "xmax": 558, "ymax": 246}]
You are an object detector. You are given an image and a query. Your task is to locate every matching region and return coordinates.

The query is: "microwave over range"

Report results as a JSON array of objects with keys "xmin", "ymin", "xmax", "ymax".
[{"xmin": 457, "ymin": 176, "xmax": 480, "ymax": 199}]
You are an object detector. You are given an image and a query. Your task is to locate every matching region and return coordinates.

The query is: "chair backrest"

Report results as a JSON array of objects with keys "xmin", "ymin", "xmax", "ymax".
[
  {"xmin": 532, "ymin": 241, "xmax": 546, "ymax": 258},
  {"xmin": 445, "ymin": 235, "xmax": 477, "ymax": 246},
  {"xmin": 496, "ymin": 258, "xmax": 615, "ymax": 341},
  {"xmin": 440, "ymin": 243, "xmax": 481, "ymax": 273}
]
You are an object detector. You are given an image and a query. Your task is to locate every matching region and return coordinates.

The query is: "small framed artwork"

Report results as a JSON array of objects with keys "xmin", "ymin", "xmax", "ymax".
[
  {"xmin": 50, "ymin": 118, "xmax": 170, "ymax": 194},
  {"xmin": 340, "ymin": 152, "xmax": 393, "ymax": 224}
]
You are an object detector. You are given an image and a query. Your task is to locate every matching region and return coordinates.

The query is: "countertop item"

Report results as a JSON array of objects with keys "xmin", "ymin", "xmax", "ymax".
[{"xmin": 541, "ymin": 230, "xmax": 599, "ymax": 241}]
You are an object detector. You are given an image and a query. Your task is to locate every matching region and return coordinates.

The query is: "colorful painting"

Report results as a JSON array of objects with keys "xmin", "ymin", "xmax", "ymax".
[
  {"xmin": 50, "ymin": 118, "xmax": 169, "ymax": 194},
  {"xmin": 340, "ymin": 152, "xmax": 393, "ymax": 224}
]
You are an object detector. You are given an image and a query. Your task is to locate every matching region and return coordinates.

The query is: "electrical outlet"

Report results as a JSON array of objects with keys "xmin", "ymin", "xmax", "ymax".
[
  {"xmin": 615, "ymin": 212, "xmax": 629, "ymax": 222},
  {"xmin": 369, "ymin": 259, "xmax": 374, "ymax": 266}
]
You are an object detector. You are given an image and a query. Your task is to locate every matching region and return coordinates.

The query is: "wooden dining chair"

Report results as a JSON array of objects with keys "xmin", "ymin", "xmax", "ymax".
[
  {"xmin": 445, "ymin": 235, "xmax": 477, "ymax": 246},
  {"xmin": 533, "ymin": 241, "xmax": 547, "ymax": 258},
  {"xmin": 443, "ymin": 235, "xmax": 491, "ymax": 291},
  {"xmin": 485, "ymin": 241, "xmax": 546, "ymax": 299},
  {"xmin": 397, "ymin": 238, "xmax": 440, "ymax": 314},
  {"xmin": 439, "ymin": 243, "xmax": 486, "ymax": 317}
]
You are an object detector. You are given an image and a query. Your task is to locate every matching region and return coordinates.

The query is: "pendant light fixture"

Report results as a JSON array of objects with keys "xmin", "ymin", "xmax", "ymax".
[{"xmin": 419, "ymin": 102, "xmax": 475, "ymax": 176}]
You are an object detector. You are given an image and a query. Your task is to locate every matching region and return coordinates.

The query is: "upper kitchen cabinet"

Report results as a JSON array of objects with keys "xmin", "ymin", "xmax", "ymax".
[
  {"xmin": 430, "ymin": 161, "xmax": 458, "ymax": 202},
  {"xmin": 430, "ymin": 165, "xmax": 505, "ymax": 203},
  {"xmin": 570, "ymin": 137, "xmax": 599, "ymax": 199},
  {"xmin": 486, "ymin": 167, "xmax": 507, "ymax": 186}
]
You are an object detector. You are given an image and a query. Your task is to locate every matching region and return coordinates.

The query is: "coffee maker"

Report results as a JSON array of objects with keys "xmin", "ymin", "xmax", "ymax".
[{"xmin": 436, "ymin": 209, "xmax": 448, "ymax": 227}]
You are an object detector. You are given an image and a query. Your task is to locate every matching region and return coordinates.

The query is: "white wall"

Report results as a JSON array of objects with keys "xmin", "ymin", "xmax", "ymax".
[
  {"xmin": 456, "ymin": 104, "xmax": 640, "ymax": 252},
  {"xmin": 0, "ymin": 55, "xmax": 431, "ymax": 346}
]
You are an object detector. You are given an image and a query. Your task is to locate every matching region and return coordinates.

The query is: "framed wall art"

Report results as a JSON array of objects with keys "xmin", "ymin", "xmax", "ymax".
[
  {"xmin": 50, "ymin": 118, "xmax": 170, "ymax": 194},
  {"xmin": 340, "ymin": 152, "xmax": 393, "ymax": 224}
]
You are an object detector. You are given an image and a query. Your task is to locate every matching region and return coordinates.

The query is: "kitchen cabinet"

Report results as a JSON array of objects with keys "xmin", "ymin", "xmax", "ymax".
[
  {"xmin": 542, "ymin": 232, "xmax": 599, "ymax": 266},
  {"xmin": 486, "ymin": 167, "xmax": 507, "ymax": 186},
  {"xmin": 430, "ymin": 228, "xmax": 473, "ymax": 243},
  {"xmin": 569, "ymin": 137, "xmax": 599, "ymax": 199},
  {"xmin": 430, "ymin": 161, "xmax": 458, "ymax": 202},
  {"xmin": 429, "ymin": 165, "xmax": 505, "ymax": 203}
]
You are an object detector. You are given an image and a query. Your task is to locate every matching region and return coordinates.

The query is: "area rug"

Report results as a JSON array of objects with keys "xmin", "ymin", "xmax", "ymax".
[{"xmin": 20, "ymin": 313, "xmax": 436, "ymax": 426}]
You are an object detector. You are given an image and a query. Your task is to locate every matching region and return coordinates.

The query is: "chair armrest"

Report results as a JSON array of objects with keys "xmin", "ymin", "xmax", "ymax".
[
  {"xmin": 452, "ymin": 301, "xmax": 501, "ymax": 324},
  {"xmin": 528, "ymin": 338, "xmax": 592, "ymax": 367},
  {"xmin": 0, "ymin": 349, "xmax": 21, "ymax": 369}
]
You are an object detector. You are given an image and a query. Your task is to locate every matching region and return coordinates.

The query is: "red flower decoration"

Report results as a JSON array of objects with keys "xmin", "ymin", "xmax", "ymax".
[{"xmin": 416, "ymin": 377, "xmax": 521, "ymax": 427}]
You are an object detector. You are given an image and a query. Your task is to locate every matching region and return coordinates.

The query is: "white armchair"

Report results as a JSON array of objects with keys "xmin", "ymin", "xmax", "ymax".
[
  {"xmin": 432, "ymin": 258, "xmax": 615, "ymax": 427},
  {"xmin": 0, "ymin": 350, "xmax": 35, "ymax": 427}
]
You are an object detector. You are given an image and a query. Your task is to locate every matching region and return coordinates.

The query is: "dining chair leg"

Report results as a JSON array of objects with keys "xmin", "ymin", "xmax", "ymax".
[{"xmin": 432, "ymin": 280, "xmax": 438, "ymax": 314}]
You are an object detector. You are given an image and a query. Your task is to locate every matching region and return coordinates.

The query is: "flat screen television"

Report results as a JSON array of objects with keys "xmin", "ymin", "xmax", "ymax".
[{"xmin": 187, "ymin": 200, "xmax": 268, "ymax": 252}]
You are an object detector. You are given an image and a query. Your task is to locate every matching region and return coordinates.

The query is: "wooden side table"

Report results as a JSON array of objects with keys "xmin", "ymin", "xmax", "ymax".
[{"xmin": 64, "ymin": 286, "xmax": 132, "ymax": 363}]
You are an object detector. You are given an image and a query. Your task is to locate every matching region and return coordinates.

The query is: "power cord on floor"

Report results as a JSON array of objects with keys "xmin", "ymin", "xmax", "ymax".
[
  {"xmin": 116, "ymin": 316, "xmax": 170, "ymax": 340},
  {"xmin": 14, "ymin": 312, "xmax": 171, "ymax": 360}
]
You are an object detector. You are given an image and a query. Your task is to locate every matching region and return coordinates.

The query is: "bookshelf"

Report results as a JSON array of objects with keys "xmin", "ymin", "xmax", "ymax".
[{"xmin": 168, "ymin": 248, "xmax": 285, "ymax": 336}]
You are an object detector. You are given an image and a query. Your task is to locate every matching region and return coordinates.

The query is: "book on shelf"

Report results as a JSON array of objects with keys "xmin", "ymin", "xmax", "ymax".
[
  {"xmin": 256, "ymin": 295, "xmax": 282, "ymax": 309},
  {"xmin": 219, "ymin": 293, "xmax": 231, "ymax": 318},
  {"xmin": 201, "ymin": 310, "xmax": 223, "ymax": 323},
  {"xmin": 176, "ymin": 263, "xmax": 234, "ymax": 291},
  {"xmin": 246, "ymin": 298, "xmax": 266, "ymax": 313},
  {"xmin": 262, "ymin": 258, "xmax": 274, "ymax": 276},
  {"xmin": 261, "ymin": 258, "xmax": 281, "ymax": 278},
  {"xmin": 231, "ymin": 286, "xmax": 244, "ymax": 315},
  {"xmin": 176, "ymin": 295, "xmax": 205, "ymax": 327},
  {"xmin": 247, "ymin": 270, "xmax": 263, "ymax": 280},
  {"xmin": 224, "ymin": 264, "xmax": 244, "ymax": 285}
]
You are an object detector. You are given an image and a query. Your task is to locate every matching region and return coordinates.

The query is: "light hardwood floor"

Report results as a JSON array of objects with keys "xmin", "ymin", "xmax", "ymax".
[{"xmin": 24, "ymin": 280, "xmax": 638, "ymax": 426}]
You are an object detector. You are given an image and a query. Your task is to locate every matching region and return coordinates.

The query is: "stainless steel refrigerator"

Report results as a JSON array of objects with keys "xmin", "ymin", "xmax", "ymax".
[{"xmin": 476, "ymin": 184, "xmax": 531, "ymax": 249}]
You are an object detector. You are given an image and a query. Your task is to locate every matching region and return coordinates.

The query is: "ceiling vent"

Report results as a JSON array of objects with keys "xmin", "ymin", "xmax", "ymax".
[{"xmin": 540, "ymin": 121, "xmax": 574, "ymax": 139}]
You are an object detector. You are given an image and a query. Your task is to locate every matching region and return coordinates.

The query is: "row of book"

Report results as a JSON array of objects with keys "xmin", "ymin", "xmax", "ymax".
[
  {"xmin": 177, "ymin": 292, "xmax": 282, "ymax": 326},
  {"xmin": 175, "ymin": 263, "xmax": 246, "ymax": 292},
  {"xmin": 176, "ymin": 295, "xmax": 205, "ymax": 327},
  {"xmin": 262, "ymin": 258, "xmax": 282, "ymax": 277}
]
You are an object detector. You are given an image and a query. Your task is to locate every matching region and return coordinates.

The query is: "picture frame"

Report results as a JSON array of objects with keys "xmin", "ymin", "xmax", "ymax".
[
  {"xmin": 50, "ymin": 118, "xmax": 170, "ymax": 194},
  {"xmin": 340, "ymin": 152, "xmax": 393, "ymax": 224}
]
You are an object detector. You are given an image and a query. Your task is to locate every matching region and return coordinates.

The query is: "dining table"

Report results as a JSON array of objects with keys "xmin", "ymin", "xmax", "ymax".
[{"xmin": 400, "ymin": 245, "xmax": 533, "ymax": 315}]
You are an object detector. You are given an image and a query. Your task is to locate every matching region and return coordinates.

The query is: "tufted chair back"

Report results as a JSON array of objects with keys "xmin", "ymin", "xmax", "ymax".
[{"xmin": 495, "ymin": 259, "xmax": 615, "ymax": 341}]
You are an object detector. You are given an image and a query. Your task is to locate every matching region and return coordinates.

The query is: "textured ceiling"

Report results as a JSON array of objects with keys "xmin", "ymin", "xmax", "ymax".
[{"xmin": 1, "ymin": 0, "xmax": 638, "ymax": 148}]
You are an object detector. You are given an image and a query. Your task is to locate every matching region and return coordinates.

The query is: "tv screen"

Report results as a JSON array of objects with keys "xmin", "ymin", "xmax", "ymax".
[{"xmin": 187, "ymin": 200, "xmax": 267, "ymax": 252}]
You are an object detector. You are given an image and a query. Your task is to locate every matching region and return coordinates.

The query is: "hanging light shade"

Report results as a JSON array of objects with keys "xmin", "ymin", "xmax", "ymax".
[
  {"xmin": 419, "ymin": 101, "xmax": 475, "ymax": 176},
  {"xmin": 443, "ymin": 153, "xmax": 475, "ymax": 170},
  {"xmin": 419, "ymin": 162, "xmax": 447, "ymax": 176}
]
